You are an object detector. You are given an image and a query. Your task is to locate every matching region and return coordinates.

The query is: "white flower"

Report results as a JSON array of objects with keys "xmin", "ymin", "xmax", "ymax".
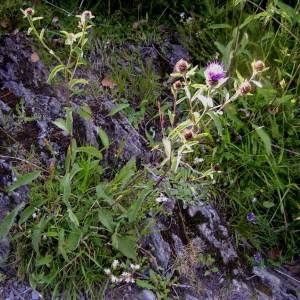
[
  {"xmin": 180, "ymin": 12, "xmax": 185, "ymax": 19},
  {"xmin": 110, "ymin": 275, "xmax": 119, "ymax": 283},
  {"xmin": 112, "ymin": 259, "xmax": 119, "ymax": 269},
  {"xmin": 194, "ymin": 157, "xmax": 204, "ymax": 164},
  {"xmin": 130, "ymin": 264, "xmax": 140, "ymax": 271},
  {"xmin": 252, "ymin": 197, "xmax": 257, "ymax": 203},
  {"xmin": 125, "ymin": 276, "xmax": 135, "ymax": 283},
  {"xmin": 32, "ymin": 213, "xmax": 37, "ymax": 219},
  {"xmin": 65, "ymin": 33, "xmax": 77, "ymax": 45},
  {"xmin": 104, "ymin": 268, "xmax": 111, "ymax": 275},
  {"xmin": 186, "ymin": 17, "xmax": 193, "ymax": 24},
  {"xmin": 156, "ymin": 193, "xmax": 168, "ymax": 203}
]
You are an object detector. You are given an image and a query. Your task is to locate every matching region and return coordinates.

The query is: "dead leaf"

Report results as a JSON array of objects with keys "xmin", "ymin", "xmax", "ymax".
[
  {"xmin": 0, "ymin": 18, "xmax": 11, "ymax": 29},
  {"xmin": 31, "ymin": 52, "xmax": 40, "ymax": 63},
  {"xmin": 101, "ymin": 76, "xmax": 116, "ymax": 88}
]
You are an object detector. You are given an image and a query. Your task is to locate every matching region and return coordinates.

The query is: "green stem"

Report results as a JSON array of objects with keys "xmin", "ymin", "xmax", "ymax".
[{"xmin": 28, "ymin": 18, "xmax": 63, "ymax": 65}]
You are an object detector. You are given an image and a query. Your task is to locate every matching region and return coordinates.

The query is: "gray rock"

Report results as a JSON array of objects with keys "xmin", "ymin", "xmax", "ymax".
[
  {"xmin": 253, "ymin": 267, "xmax": 300, "ymax": 300},
  {"xmin": 31, "ymin": 290, "xmax": 41, "ymax": 300},
  {"xmin": 188, "ymin": 201, "xmax": 237, "ymax": 264},
  {"xmin": 135, "ymin": 289, "xmax": 157, "ymax": 300},
  {"xmin": 184, "ymin": 294, "xmax": 200, "ymax": 300},
  {"xmin": 148, "ymin": 226, "xmax": 171, "ymax": 269}
]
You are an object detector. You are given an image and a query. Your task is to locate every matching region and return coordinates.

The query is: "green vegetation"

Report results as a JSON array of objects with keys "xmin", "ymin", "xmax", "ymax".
[{"xmin": 0, "ymin": 0, "xmax": 299, "ymax": 298}]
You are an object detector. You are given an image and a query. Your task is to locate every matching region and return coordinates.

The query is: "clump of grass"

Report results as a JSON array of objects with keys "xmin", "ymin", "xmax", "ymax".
[{"xmin": 12, "ymin": 139, "xmax": 156, "ymax": 298}]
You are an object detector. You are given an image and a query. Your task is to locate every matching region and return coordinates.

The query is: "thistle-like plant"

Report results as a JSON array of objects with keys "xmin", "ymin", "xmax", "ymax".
[
  {"xmin": 161, "ymin": 58, "xmax": 267, "ymax": 172},
  {"xmin": 21, "ymin": 8, "xmax": 94, "ymax": 91}
]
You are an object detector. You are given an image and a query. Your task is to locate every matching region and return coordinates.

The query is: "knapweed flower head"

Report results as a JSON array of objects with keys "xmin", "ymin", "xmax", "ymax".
[
  {"xmin": 247, "ymin": 212, "xmax": 256, "ymax": 223},
  {"xmin": 239, "ymin": 80, "xmax": 252, "ymax": 95},
  {"xmin": 252, "ymin": 60, "xmax": 265, "ymax": 73},
  {"xmin": 172, "ymin": 80, "xmax": 182, "ymax": 90},
  {"xmin": 204, "ymin": 60, "xmax": 226, "ymax": 86},
  {"xmin": 23, "ymin": 7, "xmax": 35, "ymax": 17},
  {"xmin": 174, "ymin": 59, "xmax": 189, "ymax": 74},
  {"xmin": 77, "ymin": 10, "xmax": 94, "ymax": 27},
  {"xmin": 183, "ymin": 129, "xmax": 194, "ymax": 140}
]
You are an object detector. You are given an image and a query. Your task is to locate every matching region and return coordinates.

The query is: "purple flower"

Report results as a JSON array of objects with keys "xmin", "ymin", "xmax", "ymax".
[
  {"xmin": 247, "ymin": 212, "xmax": 256, "ymax": 223},
  {"xmin": 204, "ymin": 61, "xmax": 226, "ymax": 86},
  {"xmin": 253, "ymin": 252, "xmax": 263, "ymax": 264}
]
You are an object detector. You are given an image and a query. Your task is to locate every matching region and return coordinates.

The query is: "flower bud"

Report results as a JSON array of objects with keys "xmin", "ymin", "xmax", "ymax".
[
  {"xmin": 174, "ymin": 59, "xmax": 189, "ymax": 74},
  {"xmin": 239, "ymin": 80, "xmax": 252, "ymax": 95},
  {"xmin": 23, "ymin": 7, "xmax": 34, "ymax": 17},
  {"xmin": 252, "ymin": 60, "xmax": 265, "ymax": 72},
  {"xmin": 183, "ymin": 129, "xmax": 193, "ymax": 140},
  {"xmin": 172, "ymin": 80, "xmax": 182, "ymax": 90}
]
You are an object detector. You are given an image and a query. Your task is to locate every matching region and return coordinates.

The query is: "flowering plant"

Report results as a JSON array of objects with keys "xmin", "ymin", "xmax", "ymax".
[
  {"xmin": 160, "ymin": 58, "xmax": 266, "ymax": 172},
  {"xmin": 21, "ymin": 8, "xmax": 95, "ymax": 91}
]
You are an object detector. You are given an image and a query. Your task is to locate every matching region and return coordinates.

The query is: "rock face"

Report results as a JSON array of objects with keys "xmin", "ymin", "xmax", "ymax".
[{"xmin": 0, "ymin": 33, "xmax": 148, "ymax": 167}]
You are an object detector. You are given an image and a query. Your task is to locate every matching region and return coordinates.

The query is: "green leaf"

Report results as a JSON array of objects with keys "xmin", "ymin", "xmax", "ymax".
[
  {"xmin": 65, "ymin": 108, "xmax": 73, "ymax": 136},
  {"xmin": 68, "ymin": 78, "xmax": 89, "ymax": 89},
  {"xmin": 61, "ymin": 173, "xmax": 71, "ymax": 203},
  {"xmin": 162, "ymin": 137, "xmax": 172, "ymax": 161},
  {"xmin": 263, "ymin": 201, "xmax": 275, "ymax": 208},
  {"xmin": 47, "ymin": 64, "xmax": 65, "ymax": 83},
  {"xmin": 126, "ymin": 189, "xmax": 151, "ymax": 223},
  {"xmin": 253, "ymin": 125, "xmax": 272, "ymax": 155},
  {"xmin": 136, "ymin": 279, "xmax": 156, "ymax": 290},
  {"xmin": 39, "ymin": 28, "xmax": 45, "ymax": 40},
  {"xmin": 107, "ymin": 104, "xmax": 130, "ymax": 117},
  {"xmin": 58, "ymin": 229, "xmax": 69, "ymax": 261},
  {"xmin": 52, "ymin": 118, "xmax": 69, "ymax": 135},
  {"xmin": 76, "ymin": 146, "xmax": 102, "ymax": 159},
  {"xmin": 36, "ymin": 255, "xmax": 53, "ymax": 267},
  {"xmin": 32, "ymin": 217, "xmax": 48, "ymax": 255},
  {"xmin": 207, "ymin": 111, "xmax": 223, "ymax": 136},
  {"xmin": 19, "ymin": 206, "xmax": 36, "ymax": 225},
  {"xmin": 65, "ymin": 229, "xmax": 82, "ymax": 252},
  {"xmin": 112, "ymin": 158, "xmax": 136, "ymax": 188},
  {"xmin": 98, "ymin": 209, "xmax": 115, "ymax": 232},
  {"xmin": 32, "ymin": 17, "xmax": 43, "ymax": 22},
  {"xmin": 76, "ymin": 104, "xmax": 92, "ymax": 120},
  {"xmin": 7, "ymin": 170, "xmax": 41, "ymax": 192},
  {"xmin": 112, "ymin": 233, "xmax": 137, "ymax": 259},
  {"xmin": 98, "ymin": 128, "xmax": 110, "ymax": 150},
  {"xmin": 209, "ymin": 23, "xmax": 232, "ymax": 29},
  {"xmin": 0, "ymin": 203, "xmax": 24, "ymax": 239},
  {"xmin": 67, "ymin": 208, "xmax": 79, "ymax": 227}
]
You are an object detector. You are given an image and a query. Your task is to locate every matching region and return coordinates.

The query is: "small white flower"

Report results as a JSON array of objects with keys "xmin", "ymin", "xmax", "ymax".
[
  {"xmin": 156, "ymin": 193, "xmax": 168, "ymax": 203},
  {"xmin": 65, "ymin": 33, "xmax": 77, "ymax": 45},
  {"xmin": 180, "ymin": 12, "xmax": 185, "ymax": 19},
  {"xmin": 110, "ymin": 275, "xmax": 119, "ymax": 283},
  {"xmin": 112, "ymin": 259, "xmax": 119, "ymax": 269},
  {"xmin": 104, "ymin": 268, "xmax": 111, "ymax": 275},
  {"xmin": 32, "ymin": 213, "xmax": 37, "ymax": 219},
  {"xmin": 186, "ymin": 17, "xmax": 193, "ymax": 24},
  {"xmin": 125, "ymin": 276, "xmax": 135, "ymax": 283},
  {"xmin": 252, "ymin": 197, "xmax": 257, "ymax": 203},
  {"xmin": 194, "ymin": 157, "xmax": 204, "ymax": 164},
  {"xmin": 121, "ymin": 272, "xmax": 130, "ymax": 277},
  {"xmin": 130, "ymin": 264, "xmax": 140, "ymax": 271}
]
